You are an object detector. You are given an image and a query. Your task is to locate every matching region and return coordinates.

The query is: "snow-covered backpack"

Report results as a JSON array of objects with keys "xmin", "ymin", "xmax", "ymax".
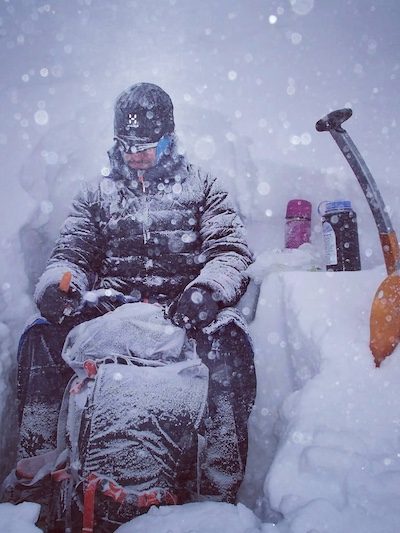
[{"xmin": 5, "ymin": 303, "xmax": 209, "ymax": 532}]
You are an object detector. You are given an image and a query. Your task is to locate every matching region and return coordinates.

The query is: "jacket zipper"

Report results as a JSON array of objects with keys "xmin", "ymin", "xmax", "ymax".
[{"xmin": 138, "ymin": 171, "xmax": 150, "ymax": 244}]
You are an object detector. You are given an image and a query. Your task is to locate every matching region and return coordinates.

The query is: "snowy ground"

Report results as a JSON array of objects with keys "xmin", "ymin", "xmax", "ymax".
[{"xmin": 246, "ymin": 261, "xmax": 400, "ymax": 533}]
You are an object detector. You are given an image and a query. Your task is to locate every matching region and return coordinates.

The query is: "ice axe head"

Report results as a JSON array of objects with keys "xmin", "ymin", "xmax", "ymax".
[{"xmin": 315, "ymin": 108, "xmax": 352, "ymax": 133}]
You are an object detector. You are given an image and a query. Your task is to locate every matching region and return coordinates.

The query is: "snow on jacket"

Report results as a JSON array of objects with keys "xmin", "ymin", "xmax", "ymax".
[{"xmin": 34, "ymin": 141, "xmax": 254, "ymax": 314}]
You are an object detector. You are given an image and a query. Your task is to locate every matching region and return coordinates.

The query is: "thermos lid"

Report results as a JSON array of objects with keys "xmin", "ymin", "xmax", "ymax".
[
  {"xmin": 286, "ymin": 199, "xmax": 312, "ymax": 220},
  {"xmin": 319, "ymin": 200, "xmax": 353, "ymax": 215}
]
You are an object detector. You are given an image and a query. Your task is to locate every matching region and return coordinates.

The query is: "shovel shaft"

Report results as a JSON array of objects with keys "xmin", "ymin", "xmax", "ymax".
[
  {"xmin": 329, "ymin": 128, "xmax": 394, "ymax": 235},
  {"xmin": 379, "ymin": 232, "xmax": 400, "ymax": 276},
  {"xmin": 316, "ymin": 109, "xmax": 399, "ymax": 274}
]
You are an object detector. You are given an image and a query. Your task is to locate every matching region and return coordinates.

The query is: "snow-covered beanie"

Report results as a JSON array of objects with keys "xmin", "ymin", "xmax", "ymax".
[{"xmin": 114, "ymin": 82, "xmax": 175, "ymax": 145}]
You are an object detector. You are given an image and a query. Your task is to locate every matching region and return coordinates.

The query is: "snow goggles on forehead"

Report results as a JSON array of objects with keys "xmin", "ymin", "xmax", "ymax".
[{"xmin": 115, "ymin": 136, "xmax": 159, "ymax": 154}]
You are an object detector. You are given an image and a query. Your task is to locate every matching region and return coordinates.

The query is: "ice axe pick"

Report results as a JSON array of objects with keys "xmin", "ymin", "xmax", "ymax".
[{"xmin": 315, "ymin": 108, "xmax": 400, "ymax": 367}]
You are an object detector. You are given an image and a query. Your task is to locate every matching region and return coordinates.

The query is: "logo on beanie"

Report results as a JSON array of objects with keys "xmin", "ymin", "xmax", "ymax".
[{"xmin": 127, "ymin": 113, "xmax": 139, "ymax": 129}]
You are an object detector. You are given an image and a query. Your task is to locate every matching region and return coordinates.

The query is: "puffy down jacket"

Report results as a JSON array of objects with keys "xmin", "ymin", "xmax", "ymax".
[{"xmin": 34, "ymin": 141, "xmax": 253, "ymax": 310}]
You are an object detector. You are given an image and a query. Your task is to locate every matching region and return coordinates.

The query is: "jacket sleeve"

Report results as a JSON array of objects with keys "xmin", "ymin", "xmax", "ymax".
[
  {"xmin": 34, "ymin": 183, "xmax": 105, "ymax": 305},
  {"xmin": 188, "ymin": 173, "xmax": 254, "ymax": 307}
]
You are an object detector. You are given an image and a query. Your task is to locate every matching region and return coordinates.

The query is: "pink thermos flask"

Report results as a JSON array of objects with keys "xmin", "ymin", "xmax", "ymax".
[{"xmin": 285, "ymin": 199, "xmax": 312, "ymax": 249}]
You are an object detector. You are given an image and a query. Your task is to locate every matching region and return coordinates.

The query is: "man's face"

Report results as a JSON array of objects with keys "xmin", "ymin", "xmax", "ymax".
[{"xmin": 123, "ymin": 147, "xmax": 157, "ymax": 170}]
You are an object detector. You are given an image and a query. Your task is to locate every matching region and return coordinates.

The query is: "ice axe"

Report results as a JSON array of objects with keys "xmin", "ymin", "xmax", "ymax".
[{"xmin": 315, "ymin": 108, "xmax": 400, "ymax": 367}]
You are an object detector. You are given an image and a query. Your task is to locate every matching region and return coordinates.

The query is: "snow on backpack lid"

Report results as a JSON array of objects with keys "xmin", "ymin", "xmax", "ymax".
[{"xmin": 62, "ymin": 302, "xmax": 187, "ymax": 377}]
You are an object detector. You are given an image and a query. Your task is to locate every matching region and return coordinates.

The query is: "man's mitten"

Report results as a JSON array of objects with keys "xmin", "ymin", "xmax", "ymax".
[
  {"xmin": 37, "ymin": 284, "xmax": 81, "ymax": 324},
  {"xmin": 173, "ymin": 286, "xmax": 219, "ymax": 331}
]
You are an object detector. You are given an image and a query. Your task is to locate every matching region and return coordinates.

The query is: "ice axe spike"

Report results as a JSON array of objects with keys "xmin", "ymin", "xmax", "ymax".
[{"xmin": 316, "ymin": 108, "xmax": 400, "ymax": 366}]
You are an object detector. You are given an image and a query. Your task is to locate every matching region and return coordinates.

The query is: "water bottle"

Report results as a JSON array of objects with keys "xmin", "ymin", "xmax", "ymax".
[
  {"xmin": 285, "ymin": 199, "xmax": 312, "ymax": 249},
  {"xmin": 320, "ymin": 200, "xmax": 361, "ymax": 271}
]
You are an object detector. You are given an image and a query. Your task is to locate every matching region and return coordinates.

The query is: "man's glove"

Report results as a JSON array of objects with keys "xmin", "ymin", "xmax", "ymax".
[
  {"xmin": 173, "ymin": 286, "xmax": 219, "ymax": 331},
  {"xmin": 37, "ymin": 284, "xmax": 81, "ymax": 324}
]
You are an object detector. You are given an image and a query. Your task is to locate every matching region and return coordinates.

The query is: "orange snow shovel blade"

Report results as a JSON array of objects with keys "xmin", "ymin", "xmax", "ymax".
[
  {"xmin": 370, "ymin": 231, "xmax": 400, "ymax": 366},
  {"xmin": 370, "ymin": 273, "xmax": 400, "ymax": 367}
]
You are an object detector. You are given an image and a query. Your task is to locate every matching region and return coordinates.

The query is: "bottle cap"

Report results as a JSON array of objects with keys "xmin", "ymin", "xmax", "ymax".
[
  {"xmin": 320, "ymin": 200, "xmax": 352, "ymax": 215},
  {"xmin": 286, "ymin": 199, "xmax": 312, "ymax": 220}
]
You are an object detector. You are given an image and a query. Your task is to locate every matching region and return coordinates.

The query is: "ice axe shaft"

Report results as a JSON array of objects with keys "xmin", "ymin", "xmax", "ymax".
[{"xmin": 316, "ymin": 108, "xmax": 400, "ymax": 366}]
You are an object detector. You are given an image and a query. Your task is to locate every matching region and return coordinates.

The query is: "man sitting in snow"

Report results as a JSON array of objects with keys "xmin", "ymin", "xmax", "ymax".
[{"xmin": 16, "ymin": 82, "xmax": 256, "ymax": 505}]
